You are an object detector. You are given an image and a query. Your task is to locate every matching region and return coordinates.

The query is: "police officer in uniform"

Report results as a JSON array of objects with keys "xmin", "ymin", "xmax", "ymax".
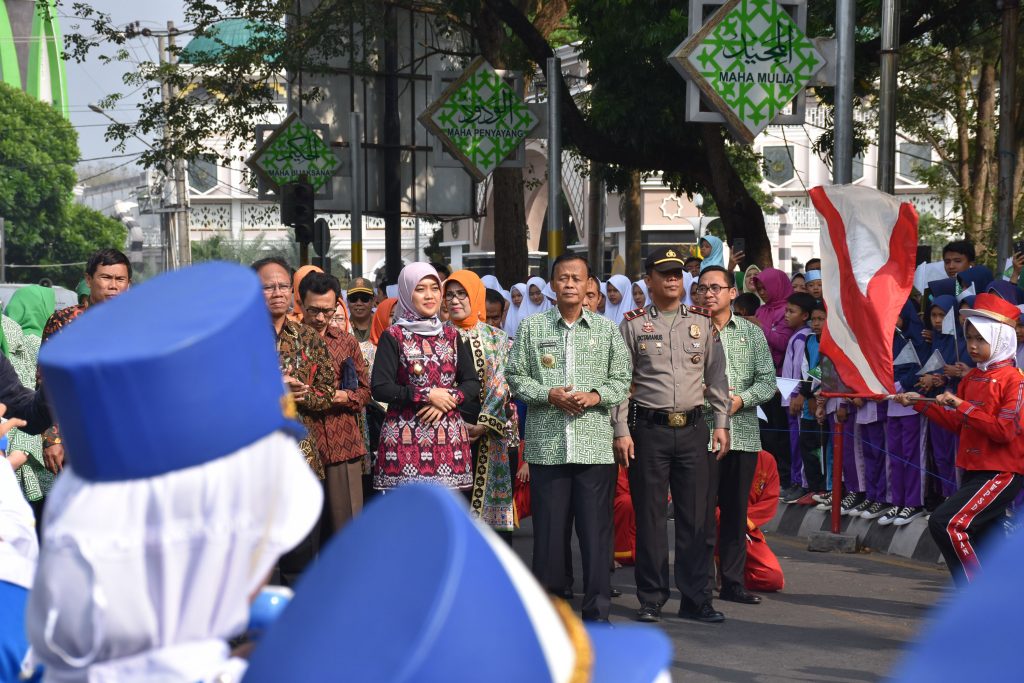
[{"xmin": 612, "ymin": 246, "xmax": 731, "ymax": 623}]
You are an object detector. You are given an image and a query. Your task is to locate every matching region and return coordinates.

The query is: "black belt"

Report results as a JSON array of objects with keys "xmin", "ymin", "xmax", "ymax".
[{"xmin": 632, "ymin": 404, "xmax": 703, "ymax": 428}]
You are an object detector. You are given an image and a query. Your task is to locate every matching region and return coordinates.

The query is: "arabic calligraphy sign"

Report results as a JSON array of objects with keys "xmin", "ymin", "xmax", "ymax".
[
  {"xmin": 668, "ymin": 0, "xmax": 824, "ymax": 143},
  {"xmin": 419, "ymin": 58, "xmax": 539, "ymax": 182},
  {"xmin": 248, "ymin": 113, "xmax": 340, "ymax": 193}
]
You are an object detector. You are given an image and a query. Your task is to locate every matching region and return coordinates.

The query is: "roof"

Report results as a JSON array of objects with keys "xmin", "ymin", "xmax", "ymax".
[{"xmin": 180, "ymin": 19, "xmax": 282, "ymax": 64}]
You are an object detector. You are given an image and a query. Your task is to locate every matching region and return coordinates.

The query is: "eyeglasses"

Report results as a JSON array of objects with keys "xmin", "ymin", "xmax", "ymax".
[
  {"xmin": 695, "ymin": 284, "xmax": 731, "ymax": 295},
  {"xmin": 348, "ymin": 293, "xmax": 373, "ymax": 303},
  {"xmin": 304, "ymin": 307, "xmax": 335, "ymax": 319},
  {"xmin": 262, "ymin": 283, "xmax": 290, "ymax": 294},
  {"xmin": 444, "ymin": 290, "xmax": 469, "ymax": 302}
]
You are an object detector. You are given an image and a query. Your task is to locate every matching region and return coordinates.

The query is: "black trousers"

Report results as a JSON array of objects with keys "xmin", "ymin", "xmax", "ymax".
[
  {"xmin": 929, "ymin": 470, "xmax": 1022, "ymax": 586},
  {"xmin": 277, "ymin": 516, "xmax": 321, "ymax": 588},
  {"xmin": 710, "ymin": 450, "xmax": 758, "ymax": 594},
  {"xmin": 798, "ymin": 418, "xmax": 827, "ymax": 492},
  {"xmin": 530, "ymin": 462, "xmax": 615, "ymax": 620},
  {"xmin": 629, "ymin": 419, "xmax": 714, "ymax": 609},
  {"xmin": 761, "ymin": 394, "xmax": 791, "ymax": 488}
]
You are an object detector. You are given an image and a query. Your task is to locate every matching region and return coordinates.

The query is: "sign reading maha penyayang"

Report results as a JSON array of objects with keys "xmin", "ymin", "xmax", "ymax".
[
  {"xmin": 668, "ymin": 0, "xmax": 824, "ymax": 143},
  {"xmin": 419, "ymin": 58, "xmax": 539, "ymax": 182}
]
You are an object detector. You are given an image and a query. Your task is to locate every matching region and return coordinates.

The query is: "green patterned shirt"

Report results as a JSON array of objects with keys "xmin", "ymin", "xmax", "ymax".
[
  {"xmin": 508, "ymin": 308, "xmax": 632, "ymax": 466},
  {"xmin": 705, "ymin": 314, "xmax": 777, "ymax": 453}
]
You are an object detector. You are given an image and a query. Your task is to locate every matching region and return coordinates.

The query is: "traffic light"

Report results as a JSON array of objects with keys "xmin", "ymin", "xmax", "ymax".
[{"xmin": 280, "ymin": 181, "xmax": 315, "ymax": 243}]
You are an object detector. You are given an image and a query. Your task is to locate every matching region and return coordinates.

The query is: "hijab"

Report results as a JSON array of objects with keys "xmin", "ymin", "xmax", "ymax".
[
  {"xmin": 520, "ymin": 276, "xmax": 553, "ymax": 319},
  {"xmin": 988, "ymin": 280, "xmax": 1022, "ymax": 305},
  {"xmin": 967, "ymin": 316, "xmax": 1017, "ymax": 371},
  {"xmin": 480, "ymin": 275, "xmax": 509, "ymax": 303},
  {"xmin": 603, "ymin": 274, "xmax": 634, "ymax": 324},
  {"xmin": 445, "ymin": 270, "xmax": 486, "ymax": 331},
  {"xmin": 753, "ymin": 268, "xmax": 793, "ymax": 331},
  {"xmin": 743, "ymin": 264, "xmax": 762, "ymax": 297},
  {"xmin": 958, "ymin": 265, "xmax": 994, "ymax": 296},
  {"xmin": 928, "ymin": 295, "xmax": 967, "ymax": 365},
  {"xmin": 682, "ymin": 271, "xmax": 695, "ymax": 307},
  {"xmin": 371, "ymin": 298, "xmax": 399, "ymax": 346},
  {"xmin": 632, "ymin": 280, "xmax": 651, "ymax": 308},
  {"xmin": 504, "ymin": 283, "xmax": 529, "ymax": 338},
  {"xmin": 290, "ymin": 265, "xmax": 323, "ymax": 322},
  {"xmin": 699, "ymin": 235, "xmax": 725, "ymax": 271},
  {"xmin": 26, "ymin": 432, "xmax": 322, "ymax": 682},
  {"xmin": 396, "ymin": 263, "xmax": 444, "ymax": 337},
  {"xmin": 7, "ymin": 285, "xmax": 56, "ymax": 337},
  {"xmin": 894, "ymin": 299, "xmax": 927, "ymax": 363}
]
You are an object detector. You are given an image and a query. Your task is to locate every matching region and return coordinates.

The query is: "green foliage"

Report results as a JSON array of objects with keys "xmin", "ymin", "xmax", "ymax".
[{"xmin": 0, "ymin": 82, "xmax": 126, "ymax": 287}]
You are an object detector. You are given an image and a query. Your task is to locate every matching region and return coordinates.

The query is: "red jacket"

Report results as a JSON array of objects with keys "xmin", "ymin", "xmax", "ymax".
[{"xmin": 915, "ymin": 360, "xmax": 1024, "ymax": 475}]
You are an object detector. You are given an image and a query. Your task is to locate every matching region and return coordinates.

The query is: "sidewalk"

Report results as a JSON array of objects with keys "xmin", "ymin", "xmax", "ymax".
[{"xmin": 764, "ymin": 502, "xmax": 943, "ymax": 564}]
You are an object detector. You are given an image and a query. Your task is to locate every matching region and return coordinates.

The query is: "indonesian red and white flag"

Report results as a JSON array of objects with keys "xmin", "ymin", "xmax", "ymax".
[{"xmin": 810, "ymin": 185, "xmax": 918, "ymax": 397}]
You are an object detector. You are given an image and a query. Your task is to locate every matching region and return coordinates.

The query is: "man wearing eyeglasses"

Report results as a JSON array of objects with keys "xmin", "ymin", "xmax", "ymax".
[
  {"xmin": 697, "ymin": 265, "xmax": 776, "ymax": 608},
  {"xmin": 253, "ymin": 257, "xmax": 336, "ymax": 585},
  {"xmin": 611, "ymin": 246, "xmax": 731, "ymax": 624},
  {"xmin": 346, "ymin": 278, "xmax": 375, "ymax": 342},
  {"xmin": 300, "ymin": 271, "xmax": 371, "ymax": 534}
]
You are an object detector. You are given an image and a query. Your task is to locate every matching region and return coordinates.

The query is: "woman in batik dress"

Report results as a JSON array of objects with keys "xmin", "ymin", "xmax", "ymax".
[
  {"xmin": 371, "ymin": 264, "xmax": 480, "ymax": 490},
  {"xmin": 443, "ymin": 270, "xmax": 519, "ymax": 531}
]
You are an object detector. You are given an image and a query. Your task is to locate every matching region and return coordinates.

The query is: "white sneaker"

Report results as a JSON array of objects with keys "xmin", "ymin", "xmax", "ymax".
[
  {"xmin": 893, "ymin": 507, "xmax": 926, "ymax": 526},
  {"xmin": 876, "ymin": 506, "xmax": 901, "ymax": 526}
]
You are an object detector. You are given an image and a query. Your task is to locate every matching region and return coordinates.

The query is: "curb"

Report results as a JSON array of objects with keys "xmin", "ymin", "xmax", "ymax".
[{"xmin": 764, "ymin": 503, "xmax": 943, "ymax": 564}]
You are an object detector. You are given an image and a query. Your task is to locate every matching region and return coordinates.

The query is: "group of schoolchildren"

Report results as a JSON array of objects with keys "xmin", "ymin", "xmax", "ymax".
[{"xmin": 743, "ymin": 243, "xmax": 1024, "ymax": 556}]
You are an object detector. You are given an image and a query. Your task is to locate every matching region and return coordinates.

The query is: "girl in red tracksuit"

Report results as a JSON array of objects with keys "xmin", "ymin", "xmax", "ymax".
[{"xmin": 897, "ymin": 293, "xmax": 1024, "ymax": 586}]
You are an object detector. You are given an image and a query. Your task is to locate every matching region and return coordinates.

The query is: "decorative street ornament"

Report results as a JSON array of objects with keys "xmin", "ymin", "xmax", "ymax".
[
  {"xmin": 248, "ymin": 113, "xmax": 340, "ymax": 192},
  {"xmin": 419, "ymin": 58, "xmax": 539, "ymax": 182},
  {"xmin": 668, "ymin": 0, "xmax": 825, "ymax": 144}
]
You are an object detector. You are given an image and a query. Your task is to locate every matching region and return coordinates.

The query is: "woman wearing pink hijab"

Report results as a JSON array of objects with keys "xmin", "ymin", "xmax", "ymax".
[{"xmin": 752, "ymin": 267, "xmax": 795, "ymax": 370}]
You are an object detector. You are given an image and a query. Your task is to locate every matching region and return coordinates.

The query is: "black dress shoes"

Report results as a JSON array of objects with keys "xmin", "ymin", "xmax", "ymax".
[
  {"xmin": 635, "ymin": 603, "xmax": 662, "ymax": 623},
  {"xmin": 719, "ymin": 586, "xmax": 762, "ymax": 604},
  {"xmin": 678, "ymin": 601, "xmax": 725, "ymax": 623},
  {"xmin": 610, "ymin": 587, "xmax": 623, "ymax": 598}
]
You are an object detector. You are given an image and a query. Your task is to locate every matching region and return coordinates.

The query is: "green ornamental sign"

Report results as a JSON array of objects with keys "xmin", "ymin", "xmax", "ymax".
[
  {"xmin": 419, "ymin": 58, "xmax": 539, "ymax": 182},
  {"xmin": 668, "ymin": 0, "xmax": 824, "ymax": 143},
  {"xmin": 247, "ymin": 113, "xmax": 340, "ymax": 192}
]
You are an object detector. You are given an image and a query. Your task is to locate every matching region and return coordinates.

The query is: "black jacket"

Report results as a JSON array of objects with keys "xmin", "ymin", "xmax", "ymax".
[{"xmin": 0, "ymin": 354, "xmax": 50, "ymax": 434}]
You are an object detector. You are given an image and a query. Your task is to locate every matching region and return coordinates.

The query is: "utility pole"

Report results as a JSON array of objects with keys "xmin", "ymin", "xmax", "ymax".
[
  {"xmin": 157, "ymin": 30, "xmax": 176, "ymax": 269},
  {"xmin": 995, "ymin": 0, "xmax": 1019, "ymax": 271},
  {"xmin": 546, "ymin": 57, "xmax": 563, "ymax": 262},
  {"xmin": 167, "ymin": 21, "xmax": 191, "ymax": 267},
  {"xmin": 876, "ymin": 0, "xmax": 900, "ymax": 194},
  {"xmin": 382, "ymin": 5, "xmax": 402, "ymax": 284},
  {"xmin": 833, "ymin": 0, "xmax": 856, "ymax": 185}
]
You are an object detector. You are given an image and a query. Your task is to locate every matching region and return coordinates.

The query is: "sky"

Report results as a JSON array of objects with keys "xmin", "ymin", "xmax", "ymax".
[{"xmin": 64, "ymin": 0, "xmax": 186, "ymax": 166}]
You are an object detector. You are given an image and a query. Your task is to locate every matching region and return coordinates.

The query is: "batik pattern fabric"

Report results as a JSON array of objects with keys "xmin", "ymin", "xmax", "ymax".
[
  {"xmin": 276, "ymin": 320, "xmax": 336, "ymax": 479},
  {"xmin": 461, "ymin": 322, "xmax": 518, "ymax": 531},
  {"xmin": 4, "ymin": 318, "xmax": 47, "ymax": 501},
  {"xmin": 375, "ymin": 324, "xmax": 473, "ymax": 490},
  {"xmin": 40, "ymin": 305, "xmax": 87, "ymax": 450},
  {"xmin": 357, "ymin": 339, "xmax": 378, "ymax": 476}
]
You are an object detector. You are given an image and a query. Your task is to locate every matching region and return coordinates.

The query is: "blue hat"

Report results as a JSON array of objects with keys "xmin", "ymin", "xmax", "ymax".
[
  {"xmin": 38, "ymin": 262, "xmax": 303, "ymax": 482},
  {"xmin": 245, "ymin": 485, "xmax": 672, "ymax": 683},
  {"xmin": 927, "ymin": 277, "xmax": 957, "ymax": 299},
  {"xmin": 892, "ymin": 525, "xmax": 1024, "ymax": 680}
]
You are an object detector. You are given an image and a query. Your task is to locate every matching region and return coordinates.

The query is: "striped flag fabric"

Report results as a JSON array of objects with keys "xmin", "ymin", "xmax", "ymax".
[{"xmin": 810, "ymin": 185, "xmax": 919, "ymax": 397}]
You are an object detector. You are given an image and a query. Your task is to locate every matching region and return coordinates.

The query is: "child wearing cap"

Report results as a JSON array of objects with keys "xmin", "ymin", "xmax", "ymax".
[{"xmin": 896, "ymin": 293, "xmax": 1024, "ymax": 586}]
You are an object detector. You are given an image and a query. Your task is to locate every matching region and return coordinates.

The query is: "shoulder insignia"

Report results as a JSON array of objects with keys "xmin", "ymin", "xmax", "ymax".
[
  {"xmin": 688, "ymin": 304, "xmax": 711, "ymax": 317},
  {"xmin": 623, "ymin": 307, "xmax": 647, "ymax": 321}
]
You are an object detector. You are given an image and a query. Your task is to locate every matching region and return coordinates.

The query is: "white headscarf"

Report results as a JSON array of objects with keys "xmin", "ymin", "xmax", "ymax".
[
  {"xmin": 480, "ymin": 275, "xmax": 510, "ymax": 303},
  {"xmin": 26, "ymin": 432, "xmax": 323, "ymax": 683},
  {"xmin": 603, "ymin": 274, "xmax": 634, "ymax": 324},
  {"xmin": 967, "ymin": 315, "xmax": 1018, "ymax": 371},
  {"xmin": 0, "ymin": 459, "xmax": 37, "ymax": 590},
  {"xmin": 632, "ymin": 280, "xmax": 651, "ymax": 308},
  {"xmin": 682, "ymin": 272, "xmax": 695, "ymax": 307},
  {"xmin": 504, "ymin": 283, "xmax": 528, "ymax": 338},
  {"xmin": 520, "ymin": 277, "xmax": 553, "ymax": 321}
]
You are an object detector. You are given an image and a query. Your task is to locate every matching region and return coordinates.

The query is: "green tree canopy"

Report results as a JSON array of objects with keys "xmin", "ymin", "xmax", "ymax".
[{"xmin": 0, "ymin": 82, "xmax": 126, "ymax": 286}]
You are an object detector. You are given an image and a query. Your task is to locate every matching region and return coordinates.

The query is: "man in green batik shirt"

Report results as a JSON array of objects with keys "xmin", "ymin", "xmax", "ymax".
[
  {"xmin": 697, "ymin": 265, "xmax": 777, "ymax": 607},
  {"xmin": 507, "ymin": 254, "xmax": 632, "ymax": 624}
]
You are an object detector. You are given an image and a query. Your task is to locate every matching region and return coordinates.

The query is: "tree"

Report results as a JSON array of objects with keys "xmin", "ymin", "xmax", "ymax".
[{"xmin": 0, "ymin": 82, "xmax": 126, "ymax": 287}]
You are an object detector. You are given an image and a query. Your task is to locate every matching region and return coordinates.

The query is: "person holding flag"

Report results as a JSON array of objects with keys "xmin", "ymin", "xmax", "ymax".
[{"xmin": 895, "ymin": 293, "xmax": 1024, "ymax": 586}]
